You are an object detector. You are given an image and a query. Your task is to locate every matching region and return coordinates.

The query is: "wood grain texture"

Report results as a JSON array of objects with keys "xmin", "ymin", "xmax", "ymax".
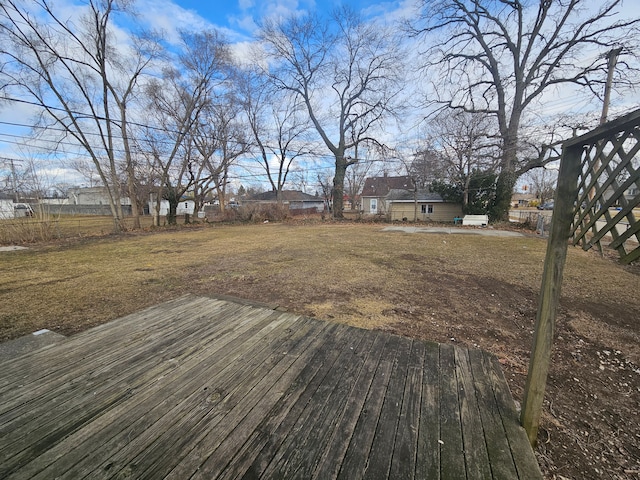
[{"xmin": 0, "ymin": 295, "xmax": 541, "ymax": 479}]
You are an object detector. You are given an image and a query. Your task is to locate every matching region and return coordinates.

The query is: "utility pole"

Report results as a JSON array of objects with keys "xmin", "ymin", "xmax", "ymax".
[
  {"xmin": 600, "ymin": 47, "xmax": 623, "ymax": 125},
  {"xmin": 589, "ymin": 47, "xmax": 623, "ymax": 205}
]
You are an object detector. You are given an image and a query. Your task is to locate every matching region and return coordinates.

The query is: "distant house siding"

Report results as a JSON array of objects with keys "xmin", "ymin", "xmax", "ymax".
[
  {"xmin": 289, "ymin": 200, "xmax": 324, "ymax": 211},
  {"xmin": 70, "ymin": 187, "xmax": 131, "ymax": 206},
  {"xmin": 362, "ymin": 197, "xmax": 387, "ymax": 215},
  {"xmin": 390, "ymin": 202, "xmax": 462, "ymax": 222},
  {"xmin": 362, "ymin": 197, "xmax": 374, "ymax": 214},
  {"xmin": 0, "ymin": 199, "xmax": 14, "ymax": 219},
  {"xmin": 243, "ymin": 190, "xmax": 325, "ymax": 212},
  {"xmin": 243, "ymin": 199, "xmax": 324, "ymax": 212}
]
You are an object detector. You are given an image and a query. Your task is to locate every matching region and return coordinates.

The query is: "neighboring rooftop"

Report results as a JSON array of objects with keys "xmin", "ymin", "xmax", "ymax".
[
  {"xmin": 361, "ymin": 175, "xmax": 414, "ymax": 197},
  {"xmin": 386, "ymin": 188, "xmax": 445, "ymax": 202}
]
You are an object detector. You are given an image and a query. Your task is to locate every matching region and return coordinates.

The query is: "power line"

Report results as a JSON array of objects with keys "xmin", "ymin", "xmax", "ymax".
[
  {"xmin": 0, "ymin": 119, "xmax": 217, "ymax": 149},
  {"xmin": 3, "ymin": 96, "xmax": 190, "ymax": 136}
]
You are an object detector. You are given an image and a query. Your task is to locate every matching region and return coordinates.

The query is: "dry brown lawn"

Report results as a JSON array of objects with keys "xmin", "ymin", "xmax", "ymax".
[{"xmin": 1, "ymin": 220, "xmax": 639, "ymax": 479}]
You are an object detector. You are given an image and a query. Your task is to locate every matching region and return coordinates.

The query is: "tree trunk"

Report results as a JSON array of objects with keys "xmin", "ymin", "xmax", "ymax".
[
  {"xmin": 106, "ymin": 196, "xmax": 121, "ymax": 233},
  {"xmin": 332, "ymin": 157, "xmax": 347, "ymax": 219},
  {"xmin": 167, "ymin": 201, "xmax": 178, "ymax": 225},
  {"xmin": 150, "ymin": 188, "xmax": 162, "ymax": 227},
  {"xmin": 492, "ymin": 170, "xmax": 517, "ymax": 221},
  {"xmin": 491, "ymin": 124, "xmax": 520, "ymax": 221},
  {"xmin": 165, "ymin": 187, "xmax": 179, "ymax": 225},
  {"xmin": 105, "ymin": 182, "xmax": 125, "ymax": 232},
  {"xmin": 125, "ymin": 169, "xmax": 140, "ymax": 229},
  {"xmin": 152, "ymin": 204, "xmax": 160, "ymax": 227},
  {"xmin": 121, "ymin": 115, "xmax": 141, "ymax": 229},
  {"xmin": 463, "ymin": 175, "xmax": 471, "ymax": 212}
]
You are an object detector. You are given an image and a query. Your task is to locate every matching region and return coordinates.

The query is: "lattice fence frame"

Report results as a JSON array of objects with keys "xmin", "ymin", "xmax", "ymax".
[
  {"xmin": 521, "ymin": 109, "xmax": 640, "ymax": 447},
  {"xmin": 569, "ymin": 110, "xmax": 640, "ymax": 264}
]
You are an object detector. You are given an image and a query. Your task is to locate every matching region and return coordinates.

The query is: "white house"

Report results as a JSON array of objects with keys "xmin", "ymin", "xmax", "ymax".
[
  {"xmin": 68, "ymin": 187, "xmax": 130, "ymax": 206},
  {"xmin": 148, "ymin": 200, "xmax": 195, "ymax": 216},
  {"xmin": 0, "ymin": 199, "xmax": 13, "ymax": 219}
]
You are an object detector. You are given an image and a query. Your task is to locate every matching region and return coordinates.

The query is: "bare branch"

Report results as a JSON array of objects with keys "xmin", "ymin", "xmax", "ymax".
[{"xmin": 409, "ymin": 0, "xmax": 640, "ymax": 219}]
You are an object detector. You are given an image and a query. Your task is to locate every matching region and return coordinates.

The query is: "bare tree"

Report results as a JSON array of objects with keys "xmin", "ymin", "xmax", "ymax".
[
  {"xmin": 235, "ymin": 67, "xmax": 312, "ymax": 203},
  {"xmin": 409, "ymin": 148, "xmax": 449, "ymax": 189},
  {"xmin": 526, "ymin": 167, "xmax": 558, "ymax": 206},
  {"xmin": 0, "ymin": 157, "xmax": 25, "ymax": 201},
  {"xmin": 316, "ymin": 171, "xmax": 334, "ymax": 213},
  {"xmin": 410, "ymin": 0, "xmax": 640, "ymax": 220},
  {"xmin": 189, "ymin": 96, "xmax": 250, "ymax": 213},
  {"xmin": 428, "ymin": 110, "xmax": 500, "ymax": 209},
  {"xmin": 69, "ymin": 157, "xmax": 102, "ymax": 187},
  {"xmin": 288, "ymin": 168, "xmax": 312, "ymax": 193},
  {"xmin": 259, "ymin": 7, "xmax": 404, "ymax": 218},
  {"xmin": 141, "ymin": 30, "xmax": 230, "ymax": 225},
  {"xmin": 345, "ymin": 143, "xmax": 383, "ymax": 211},
  {"xmin": 0, "ymin": 0, "xmax": 161, "ymax": 231}
]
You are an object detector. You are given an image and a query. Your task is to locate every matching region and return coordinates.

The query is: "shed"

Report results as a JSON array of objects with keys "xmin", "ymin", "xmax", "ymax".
[{"xmin": 386, "ymin": 189, "xmax": 463, "ymax": 222}]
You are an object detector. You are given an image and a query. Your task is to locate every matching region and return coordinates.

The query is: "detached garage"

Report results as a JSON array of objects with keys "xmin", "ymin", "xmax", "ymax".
[{"xmin": 386, "ymin": 189, "xmax": 463, "ymax": 223}]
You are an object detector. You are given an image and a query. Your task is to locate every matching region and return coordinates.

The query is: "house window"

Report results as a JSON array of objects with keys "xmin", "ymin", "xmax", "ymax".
[
  {"xmin": 421, "ymin": 204, "xmax": 433, "ymax": 214},
  {"xmin": 371, "ymin": 198, "xmax": 378, "ymax": 214}
]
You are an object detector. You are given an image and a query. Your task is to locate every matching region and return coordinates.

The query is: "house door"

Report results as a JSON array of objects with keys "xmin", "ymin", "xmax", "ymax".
[{"xmin": 370, "ymin": 198, "xmax": 378, "ymax": 214}]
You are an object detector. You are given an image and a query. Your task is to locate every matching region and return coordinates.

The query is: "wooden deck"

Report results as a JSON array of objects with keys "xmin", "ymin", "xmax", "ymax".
[{"xmin": 0, "ymin": 295, "xmax": 542, "ymax": 479}]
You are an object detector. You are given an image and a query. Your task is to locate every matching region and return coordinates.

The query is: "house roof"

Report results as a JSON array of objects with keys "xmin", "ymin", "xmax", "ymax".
[
  {"xmin": 246, "ymin": 190, "xmax": 322, "ymax": 202},
  {"xmin": 386, "ymin": 188, "xmax": 444, "ymax": 202},
  {"xmin": 361, "ymin": 176, "xmax": 414, "ymax": 197},
  {"xmin": 512, "ymin": 193, "xmax": 536, "ymax": 201}
]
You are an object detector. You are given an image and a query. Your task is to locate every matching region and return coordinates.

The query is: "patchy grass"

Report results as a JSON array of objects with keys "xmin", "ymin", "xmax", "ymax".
[
  {"xmin": 1, "ymin": 221, "xmax": 639, "ymax": 479},
  {"xmin": 0, "ymin": 214, "xmax": 159, "ymax": 245}
]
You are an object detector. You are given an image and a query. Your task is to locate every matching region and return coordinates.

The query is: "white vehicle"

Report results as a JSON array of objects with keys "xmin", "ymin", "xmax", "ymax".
[{"xmin": 13, "ymin": 203, "xmax": 34, "ymax": 217}]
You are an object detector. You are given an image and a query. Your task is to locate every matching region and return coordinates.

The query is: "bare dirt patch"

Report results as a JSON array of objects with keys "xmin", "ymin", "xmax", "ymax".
[{"xmin": 0, "ymin": 221, "xmax": 638, "ymax": 479}]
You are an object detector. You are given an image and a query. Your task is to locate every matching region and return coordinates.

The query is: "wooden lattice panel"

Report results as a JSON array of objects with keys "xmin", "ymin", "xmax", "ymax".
[{"xmin": 569, "ymin": 113, "xmax": 640, "ymax": 264}]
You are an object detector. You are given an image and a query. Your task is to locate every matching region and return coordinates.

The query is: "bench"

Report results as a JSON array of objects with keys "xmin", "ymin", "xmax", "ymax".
[{"xmin": 462, "ymin": 214, "xmax": 489, "ymax": 227}]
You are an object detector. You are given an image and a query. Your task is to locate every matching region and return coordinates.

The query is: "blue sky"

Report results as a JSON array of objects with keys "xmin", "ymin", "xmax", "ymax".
[
  {"xmin": 2, "ymin": 0, "xmax": 639, "ymax": 190},
  {"xmin": 1, "ymin": 0, "xmax": 416, "ymax": 189},
  {"xmin": 141, "ymin": 0, "xmax": 412, "ymax": 44},
  {"xmin": 172, "ymin": 0, "xmax": 389, "ymax": 29}
]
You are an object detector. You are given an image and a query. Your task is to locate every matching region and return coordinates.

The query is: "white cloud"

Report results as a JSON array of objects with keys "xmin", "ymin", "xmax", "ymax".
[
  {"xmin": 361, "ymin": 0, "xmax": 419, "ymax": 24},
  {"xmin": 134, "ymin": 0, "xmax": 214, "ymax": 44},
  {"xmin": 230, "ymin": 40, "xmax": 264, "ymax": 65},
  {"xmin": 239, "ymin": 0, "xmax": 255, "ymax": 10},
  {"xmin": 230, "ymin": 14, "xmax": 259, "ymax": 34}
]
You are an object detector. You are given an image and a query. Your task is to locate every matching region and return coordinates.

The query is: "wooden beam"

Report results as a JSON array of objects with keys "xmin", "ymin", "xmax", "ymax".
[
  {"xmin": 564, "ymin": 108, "xmax": 640, "ymax": 148},
  {"xmin": 520, "ymin": 143, "xmax": 582, "ymax": 446}
]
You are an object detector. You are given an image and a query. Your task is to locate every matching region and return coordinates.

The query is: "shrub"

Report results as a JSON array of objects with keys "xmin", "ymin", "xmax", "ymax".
[{"xmin": 0, "ymin": 206, "xmax": 60, "ymax": 244}]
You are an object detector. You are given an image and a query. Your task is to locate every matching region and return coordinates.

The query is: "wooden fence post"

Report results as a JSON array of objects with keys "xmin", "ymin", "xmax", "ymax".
[{"xmin": 520, "ymin": 143, "xmax": 583, "ymax": 446}]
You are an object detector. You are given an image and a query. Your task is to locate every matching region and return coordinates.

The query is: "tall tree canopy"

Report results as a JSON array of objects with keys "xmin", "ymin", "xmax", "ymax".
[
  {"xmin": 259, "ymin": 7, "xmax": 404, "ymax": 217},
  {"xmin": 0, "ymin": 0, "xmax": 162, "ymax": 231},
  {"xmin": 410, "ymin": 0, "xmax": 640, "ymax": 220}
]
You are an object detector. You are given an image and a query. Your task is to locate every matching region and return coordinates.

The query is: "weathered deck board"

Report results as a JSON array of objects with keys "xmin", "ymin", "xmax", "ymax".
[
  {"xmin": 336, "ymin": 334, "xmax": 402, "ymax": 480},
  {"xmin": 0, "ymin": 295, "xmax": 542, "ymax": 479},
  {"xmin": 1, "ymin": 302, "xmax": 284, "ymax": 478},
  {"xmin": 44, "ymin": 312, "xmax": 308, "ymax": 480},
  {"xmin": 416, "ymin": 341, "xmax": 441, "ymax": 479}
]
